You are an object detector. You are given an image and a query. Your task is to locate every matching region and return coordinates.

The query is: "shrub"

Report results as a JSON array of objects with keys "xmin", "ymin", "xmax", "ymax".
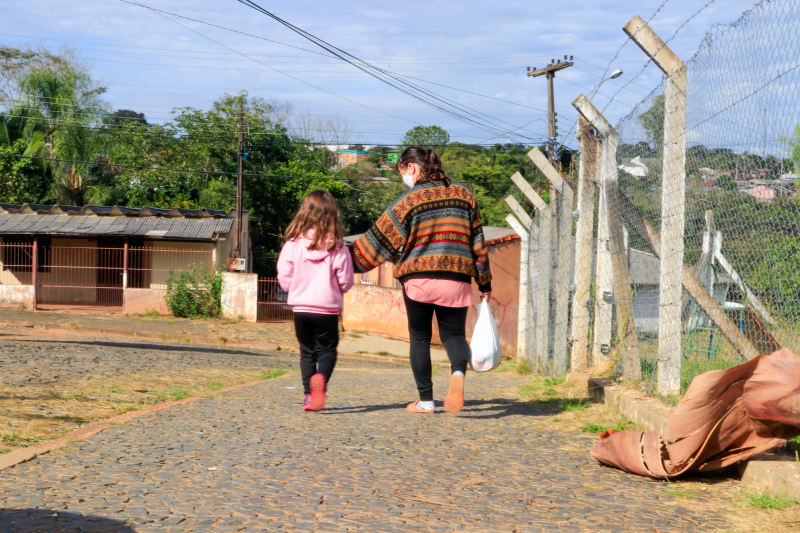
[{"xmin": 165, "ymin": 266, "xmax": 222, "ymax": 319}]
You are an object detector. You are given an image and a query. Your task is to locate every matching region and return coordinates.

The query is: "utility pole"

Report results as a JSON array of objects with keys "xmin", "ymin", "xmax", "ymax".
[
  {"xmin": 527, "ymin": 56, "xmax": 574, "ymax": 165},
  {"xmin": 234, "ymin": 105, "xmax": 244, "ymax": 260}
]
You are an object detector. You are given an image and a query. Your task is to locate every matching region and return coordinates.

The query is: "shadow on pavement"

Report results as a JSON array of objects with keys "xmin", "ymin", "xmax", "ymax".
[
  {"xmin": 0, "ymin": 509, "xmax": 137, "ymax": 532},
  {"xmin": 10, "ymin": 338, "xmax": 277, "ymax": 357},
  {"xmin": 321, "ymin": 398, "xmax": 556, "ymax": 418}
]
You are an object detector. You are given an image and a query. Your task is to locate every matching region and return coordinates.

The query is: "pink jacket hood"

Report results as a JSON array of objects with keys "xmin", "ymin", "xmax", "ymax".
[{"xmin": 277, "ymin": 231, "xmax": 354, "ymax": 313}]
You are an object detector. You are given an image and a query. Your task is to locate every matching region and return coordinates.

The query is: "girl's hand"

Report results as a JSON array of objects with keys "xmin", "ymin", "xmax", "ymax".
[{"xmin": 480, "ymin": 292, "xmax": 491, "ymax": 301}]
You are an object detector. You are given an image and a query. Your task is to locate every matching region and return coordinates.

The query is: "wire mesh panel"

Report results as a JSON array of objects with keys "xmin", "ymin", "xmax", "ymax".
[
  {"xmin": 257, "ymin": 278, "xmax": 293, "ymax": 322},
  {"xmin": 612, "ymin": 0, "xmax": 800, "ymax": 393},
  {"xmin": 37, "ymin": 246, "xmax": 124, "ymax": 309},
  {"xmin": 0, "ymin": 243, "xmax": 34, "ymax": 285}
]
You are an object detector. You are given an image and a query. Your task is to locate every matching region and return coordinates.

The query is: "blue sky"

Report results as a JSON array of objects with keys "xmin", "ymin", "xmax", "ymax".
[{"xmin": 1, "ymin": 0, "xmax": 765, "ymax": 149}]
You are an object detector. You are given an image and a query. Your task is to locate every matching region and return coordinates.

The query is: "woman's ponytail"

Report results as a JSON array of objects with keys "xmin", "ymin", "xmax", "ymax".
[{"xmin": 397, "ymin": 146, "xmax": 451, "ymax": 187}]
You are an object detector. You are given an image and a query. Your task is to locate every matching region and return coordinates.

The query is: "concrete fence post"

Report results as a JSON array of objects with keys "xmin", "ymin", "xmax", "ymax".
[
  {"xmin": 527, "ymin": 148, "xmax": 574, "ymax": 374},
  {"xmin": 221, "ymin": 272, "xmax": 258, "ymax": 322},
  {"xmin": 624, "ymin": 15, "xmax": 688, "ymax": 396},
  {"xmin": 570, "ymin": 118, "xmax": 598, "ymax": 371},
  {"xmin": 505, "ymin": 213, "xmax": 530, "ymax": 361}
]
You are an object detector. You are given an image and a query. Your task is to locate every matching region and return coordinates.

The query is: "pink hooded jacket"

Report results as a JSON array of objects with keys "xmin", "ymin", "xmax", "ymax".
[{"xmin": 277, "ymin": 233, "xmax": 354, "ymax": 314}]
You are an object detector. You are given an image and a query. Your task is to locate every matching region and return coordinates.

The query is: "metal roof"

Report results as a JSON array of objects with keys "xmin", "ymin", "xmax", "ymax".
[
  {"xmin": 0, "ymin": 214, "xmax": 233, "ymax": 240},
  {"xmin": 0, "ymin": 203, "xmax": 231, "ymax": 218}
]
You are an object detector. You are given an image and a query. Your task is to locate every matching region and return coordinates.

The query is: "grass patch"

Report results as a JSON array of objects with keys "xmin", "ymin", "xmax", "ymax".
[
  {"xmin": 356, "ymin": 351, "xmax": 368, "ymax": 354},
  {"xmin": 562, "ymin": 399, "xmax": 589, "ymax": 412},
  {"xmin": 161, "ymin": 334, "xmax": 170, "ymax": 340},
  {"xmin": 261, "ymin": 368, "xmax": 289, "ymax": 380},
  {"xmin": 581, "ymin": 419, "xmax": 637, "ymax": 433},
  {"xmin": 664, "ymin": 487, "xmax": 701, "ymax": 499},
  {"xmin": 0, "ymin": 448, "xmax": 11, "ymax": 454},
  {"xmin": 746, "ymin": 490, "xmax": 798, "ymax": 510},
  {"xmin": 108, "ymin": 385, "xmax": 124, "ymax": 394},
  {"xmin": 1, "ymin": 431, "xmax": 43, "ymax": 447},
  {"xmin": 349, "ymin": 333, "xmax": 363, "ymax": 338},
  {"xmin": 218, "ymin": 336, "xmax": 228, "ymax": 345},
  {"xmin": 43, "ymin": 390, "xmax": 87, "ymax": 401},
  {"xmin": 53, "ymin": 415, "xmax": 87, "ymax": 423},
  {"xmin": 152, "ymin": 389, "xmax": 191, "ymax": 401},
  {"xmin": 377, "ymin": 351, "xmax": 390, "ymax": 356},
  {"xmin": 496, "ymin": 358, "xmax": 533, "ymax": 375},
  {"xmin": 207, "ymin": 381, "xmax": 225, "ymax": 391},
  {"xmin": 544, "ymin": 376, "xmax": 566, "ymax": 387}
]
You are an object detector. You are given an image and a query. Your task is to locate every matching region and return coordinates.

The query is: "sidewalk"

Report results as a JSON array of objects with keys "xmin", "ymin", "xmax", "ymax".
[{"xmin": 0, "ymin": 357, "xmax": 735, "ymax": 532}]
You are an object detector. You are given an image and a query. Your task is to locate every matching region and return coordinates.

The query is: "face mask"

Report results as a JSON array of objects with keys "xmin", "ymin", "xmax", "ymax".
[{"xmin": 402, "ymin": 172, "xmax": 415, "ymax": 189}]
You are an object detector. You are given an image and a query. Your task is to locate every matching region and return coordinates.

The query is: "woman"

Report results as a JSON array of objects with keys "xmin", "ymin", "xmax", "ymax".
[{"xmin": 351, "ymin": 146, "xmax": 492, "ymax": 414}]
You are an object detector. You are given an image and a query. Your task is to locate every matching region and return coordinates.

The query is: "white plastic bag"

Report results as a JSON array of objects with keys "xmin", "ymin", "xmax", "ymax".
[{"xmin": 469, "ymin": 299, "xmax": 502, "ymax": 372}]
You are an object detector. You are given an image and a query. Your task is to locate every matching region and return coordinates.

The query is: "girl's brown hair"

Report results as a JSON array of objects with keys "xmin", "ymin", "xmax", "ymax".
[
  {"xmin": 396, "ymin": 146, "xmax": 451, "ymax": 187},
  {"xmin": 284, "ymin": 189, "xmax": 343, "ymax": 251}
]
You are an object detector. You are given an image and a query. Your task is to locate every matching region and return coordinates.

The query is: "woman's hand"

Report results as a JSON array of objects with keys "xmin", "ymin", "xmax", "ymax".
[{"xmin": 480, "ymin": 292, "xmax": 491, "ymax": 301}]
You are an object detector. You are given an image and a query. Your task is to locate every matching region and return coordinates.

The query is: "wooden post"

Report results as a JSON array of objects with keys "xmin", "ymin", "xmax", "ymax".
[
  {"xmin": 624, "ymin": 14, "xmax": 688, "ymax": 395},
  {"xmin": 616, "ymin": 190, "xmax": 760, "ymax": 361},
  {"xmin": 606, "ymin": 178, "xmax": 641, "ymax": 380},
  {"xmin": 571, "ymin": 118, "xmax": 598, "ymax": 371},
  {"xmin": 32, "ymin": 237, "xmax": 38, "ymax": 311},
  {"xmin": 505, "ymin": 213, "xmax": 530, "ymax": 361},
  {"xmin": 527, "ymin": 148, "xmax": 573, "ymax": 374}
]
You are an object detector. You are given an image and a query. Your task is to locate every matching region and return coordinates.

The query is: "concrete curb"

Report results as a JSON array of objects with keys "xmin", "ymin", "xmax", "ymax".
[
  {"xmin": 587, "ymin": 376, "xmax": 800, "ymax": 498},
  {"xmin": 0, "ymin": 373, "xmax": 293, "ymax": 473}
]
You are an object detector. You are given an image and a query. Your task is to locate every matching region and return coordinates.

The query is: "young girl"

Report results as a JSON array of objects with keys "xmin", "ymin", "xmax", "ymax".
[{"xmin": 277, "ymin": 189, "xmax": 353, "ymax": 412}]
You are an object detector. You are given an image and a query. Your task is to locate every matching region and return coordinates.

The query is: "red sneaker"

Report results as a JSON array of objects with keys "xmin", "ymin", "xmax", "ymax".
[
  {"xmin": 308, "ymin": 374, "xmax": 326, "ymax": 411},
  {"xmin": 302, "ymin": 394, "xmax": 312, "ymax": 411}
]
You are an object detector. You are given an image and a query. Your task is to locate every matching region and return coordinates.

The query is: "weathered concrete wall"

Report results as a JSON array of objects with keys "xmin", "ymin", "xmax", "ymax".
[
  {"xmin": 0, "ymin": 285, "xmax": 34, "ymax": 310},
  {"xmin": 124, "ymin": 289, "xmax": 169, "ymax": 315},
  {"xmin": 221, "ymin": 272, "xmax": 257, "ymax": 322},
  {"xmin": 343, "ymin": 239, "xmax": 521, "ymax": 356}
]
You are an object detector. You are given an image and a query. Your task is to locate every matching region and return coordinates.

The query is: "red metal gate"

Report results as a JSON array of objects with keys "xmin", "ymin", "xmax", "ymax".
[
  {"xmin": 36, "ymin": 246, "xmax": 124, "ymax": 310},
  {"xmin": 257, "ymin": 278, "xmax": 292, "ymax": 322}
]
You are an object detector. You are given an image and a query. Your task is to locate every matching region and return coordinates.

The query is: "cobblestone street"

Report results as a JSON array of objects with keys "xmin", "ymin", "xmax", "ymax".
[{"xmin": 0, "ymin": 329, "xmax": 735, "ymax": 532}]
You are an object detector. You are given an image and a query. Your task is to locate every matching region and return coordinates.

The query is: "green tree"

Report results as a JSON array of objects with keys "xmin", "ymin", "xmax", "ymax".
[
  {"xmin": 639, "ymin": 94, "xmax": 664, "ymax": 150},
  {"xmin": 400, "ymin": 125, "xmax": 450, "ymax": 149},
  {"xmin": 716, "ymin": 174, "xmax": 736, "ymax": 191}
]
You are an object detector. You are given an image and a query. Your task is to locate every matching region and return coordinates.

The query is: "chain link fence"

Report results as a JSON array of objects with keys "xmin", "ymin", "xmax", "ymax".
[{"xmin": 607, "ymin": 0, "xmax": 800, "ymax": 394}]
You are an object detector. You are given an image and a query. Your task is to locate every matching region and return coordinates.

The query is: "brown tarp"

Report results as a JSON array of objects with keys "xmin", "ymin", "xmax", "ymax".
[{"xmin": 590, "ymin": 348, "xmax": 800, "ymax": 478}]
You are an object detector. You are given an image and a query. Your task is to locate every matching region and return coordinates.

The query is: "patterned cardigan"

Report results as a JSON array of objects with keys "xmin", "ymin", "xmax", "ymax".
[{"xmin": 351, "ymin": 180, "xmax": 492, "ymax": 292}]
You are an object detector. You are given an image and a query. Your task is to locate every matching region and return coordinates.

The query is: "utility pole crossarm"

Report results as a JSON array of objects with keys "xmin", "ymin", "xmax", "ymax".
[{"xmin": 527, "ymin": 62, "xmax": 574, "ymax": 77}]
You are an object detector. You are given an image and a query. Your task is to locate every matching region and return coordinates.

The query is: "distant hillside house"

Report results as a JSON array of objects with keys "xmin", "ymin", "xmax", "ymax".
[
  {"xmin": 337, "ymin": 149, "xmax": 370, "ymax": 168},
  {"xmin": 0, "ymin": 203, "xmax": 253, "ymax": 314}
]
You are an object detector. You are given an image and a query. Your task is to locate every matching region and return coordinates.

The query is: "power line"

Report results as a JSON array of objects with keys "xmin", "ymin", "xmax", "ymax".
[
  {"xmin": 129, "ymin": 0, "xmax": 541, "ymax": 141},
  {"xmin": 0, "ymin": 33, "xmax": 554, "ymax": 62}
]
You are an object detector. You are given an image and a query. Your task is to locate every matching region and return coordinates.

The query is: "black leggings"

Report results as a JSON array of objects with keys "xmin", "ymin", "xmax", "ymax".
[
  {"xmin": 293, "ymin": 312, "xmax": 339, "ymax": 395},
  {"xmin": 403, "ymin": 289, "xmax": 470, "ymax": 402}
]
